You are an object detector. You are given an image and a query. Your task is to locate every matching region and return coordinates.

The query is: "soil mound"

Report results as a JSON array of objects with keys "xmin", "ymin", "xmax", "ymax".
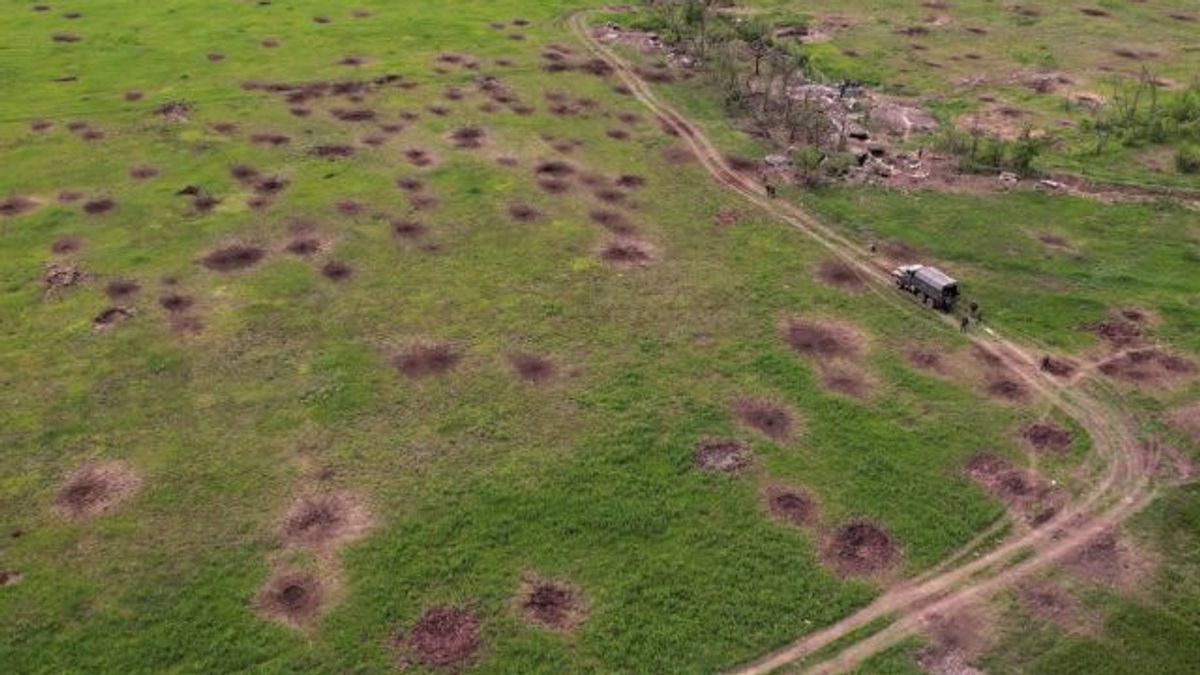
[
  {"xmin": 508, "ymin": 204, "xmax": 541, "ymax": 222},
  {"xmin": 815, "ymin": 260, "xmax": 865, "ymax": 291},
  {"xmin": 53, "ymin": 461, "xmax": 141, "ymax": 520},
  {"xmin": 104, "ymin": 279, "xmax": 139, "ymax": 300},
  {"xmin": 321, "ymin": 261, "xmax": 352, "ymax": 281},
  {"xmin": 1039, "ymin": 355, "xmax": 1076, "ymax": 377},
  {"xmin": 93, "ymin": 306, "xmax": 133, "ymax": 331},
  {"xmin": 396, "ymin": 606, "xmax": 481, "ymax": 669},
  {"xmin": 82, "ymin": 198, "xmax": 115, "ymax": 215},
  {"xmin": 51, "ymin": 236, "xmax": 80, "ymax": 254},
  {"xmin": 280, "ymin": 492, "xmax": 371, "ymax": 549},
  {"xmin": 825, "ymin": 521, "xmax": 899, "ymax": 576},
  {"xmin": 508, "ymin": 353, "xmax": 556, "ymax": 383},
  {"xmin": 43, "ymin": 263, "xmax": 84, "ymax": 290},
  {"xmin": 129, "ymin": 165, "xmax": 159, "ymax": 180},
  {"xmin": 159, "ymin": 293, "xmax": 193, "ymax": 313},
  {"xmin": 1098, "ymin": 348, "xmax": 1194, "ymax": 388},
  {"xmin": 783, "ymin": 319, "xmax": 862, "ymax": 360},
  {"xmin": 310, "ymin": 144, "xmax": 355, "ymax": 159},
  {"xmin": 202, "ymin": 245, "xmax": 265, "ymax": 272},
  {"xmin": 257, "ymin": 572, "xmax": 323, "ymax": 627},
  {"xmin": 1023, "ymin": 422, "xmax": 1073, "ymax": 453},
  {"xmin": 765, "ymin": 486, "xmax": 817, "ymax": 527},
  {"xmin": 393, "ymin": 343, "xmax": 461, "ymax": 379},
  {"xmin": 391, "ymin": 220, "xmax": 427, "ymax": 240},
  {"xmin": 693, "ymin": 439, "xmax": 752, "ymax": 473},
  {"xmin": 598, "ymin": 237, "xmax": 656, "ymax": 266},
  {"xmin": 519, "ymin": 578, "xmax": 586, "ymax": 631},
  {"xmin": 1, "ymin": 196, "xmax": 38, "ymax": 217},
  {"xmin": 1092, "ymin": 320, "xmax": 1141, "ymax": 346},
  {"xmin": 589, "ymin": 210, "xmax": 635, "ymax": 235},
  {"xmin": 734, "ymin": 398, "xmax": 795, "ymax": 441},
  {"xmin": 984, "ymin": 377, "xmax": 1029, "ymax": 403},
  {"xmin": 449, "ymin": 127, "xmax": 485, "ymax": 149},
  {"xmin": 821, "ymin": 367, "xmax": 872, "ymax": 399}
]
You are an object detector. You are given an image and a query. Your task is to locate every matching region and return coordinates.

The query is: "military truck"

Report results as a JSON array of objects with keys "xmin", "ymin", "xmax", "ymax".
[{"xmin": 892, "ymin": 264, "xmax": 959, "ymax": 311}]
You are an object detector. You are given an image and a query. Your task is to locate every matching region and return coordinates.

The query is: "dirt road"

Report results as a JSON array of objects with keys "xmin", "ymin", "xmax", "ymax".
[{"xmin": 569, "ymin": 11, "xmax": 1161, "ymax": 674}]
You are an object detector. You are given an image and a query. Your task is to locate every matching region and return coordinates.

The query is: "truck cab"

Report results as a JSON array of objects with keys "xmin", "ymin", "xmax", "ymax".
[{"xmin": 892, "ymin": 264, "xmax": 959, "ymax": 311}]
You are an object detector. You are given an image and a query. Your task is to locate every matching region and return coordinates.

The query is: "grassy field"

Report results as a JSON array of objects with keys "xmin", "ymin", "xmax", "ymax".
[{"xmin": 0, "ymin": 1, "xmax": 1086, "ymax": 673}]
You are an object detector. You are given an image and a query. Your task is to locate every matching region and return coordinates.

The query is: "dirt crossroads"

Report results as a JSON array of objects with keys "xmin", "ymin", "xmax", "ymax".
[{"xmin": 568, "ymin": 10, "xmax": 1166, "ymax": 673}]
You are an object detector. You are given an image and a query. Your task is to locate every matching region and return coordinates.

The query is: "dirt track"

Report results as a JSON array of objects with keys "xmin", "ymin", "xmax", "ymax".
[{"xmin": 569, "ymin": 11, "xmax": 1163, "ymax": 673}]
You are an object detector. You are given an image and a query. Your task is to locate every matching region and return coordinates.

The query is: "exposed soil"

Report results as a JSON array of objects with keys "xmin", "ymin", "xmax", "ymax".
[
  {"xmin": 310, "ymin": 144, "xmax": 355, "ymax": 159},
  {"xmin": 192, "ymin": 194, "xmax": 220, "ymax": 213},
  {"xmin": 202, "ymin": 245, "xmax": 265, "ymax": 272},
  {"xmin": 661, "ymin": 145, "xmax": 694, "ymax": 164},
  {"xmin": 51, "ymin": 236, "xmax": 80, "ymax": 254},
  {"xmin": 714, "ymin": 210, "xmax": 739, "ymax": 227},
  {"xmin": 535, "ymin": 160, "xmax": 575, "ymax": 177},
  {"xmin": 396, "ymin": 606, "xmax": 481, "ymax": 670},
  {"xmin": 734, "ymin": 398, "xmax": 795, "ymax": 442},
  {"xmin": 814, "ymin": 260, "xmax": 865, "ymax": 292},
  {"xmin": 984, "ymin": 377, "xmax": 1031, "ymax": 404},
  {"xmin": 321, "ymin": 261, "xmax": 352, "ymax": 282},
  {"xmin": 693, "ymin": 439, "xmax": 752, "ymax": 473},
  {"xmin": 404, "ymin": 148, "xmax": 435, "ymax": 167},
  {"xmin": 53, "ymin": 461, "xmax": 141, "ymax": 520},
  {"xmin": 93, "ymin": 306, "xmax": 133, "ymax": 331},
  {"xmin": 449, "ymin": 126, "xmax": 486, "ymax": 149},
  {"xmin": 122, "ymin": 162, "xmax": 158, "ymax": 181},
  {"xmin": 280, "ymin": 492, "xmax": 371, "ymax": 550},
  {"xmin": 335, "ymin": 200, "xmax": 365, "ymax": 216},
  {"xmin": 43, "ymin": 262, "xmax": 84, "ymax": 290},
  {"xmin": 1039, "ymin": 355, "xmax": 1077, "ymax": 378},
  {"xmin": 508, "ymin": 352, "xmax": 556, "ymax": 383},
  {"xmin": 905, "ymin": 346, "xmax": 950, "ymax": 376},
  {"xmin": 257, "ymin": 572, "xmax": 323, "ymax": 627},
  {"xmin": 409, "ymin": 194, "xmax": 439, "ymax": 211},
  {"xmin": 916, "ymin": 605, "xmax": 993, "ymax": 675},
  {"xmin": 966, "ymin": 454, "xmax": 1061, "ymax": 523},
  {"xmin": 518, "ymin": 578, "xmax": 586, "ymax": 632},
  {"xmin": 393, "ymin": 343, "xmax": 461, "ymax": 379},
  {"xmin": 1091, "ymin": 319, "xmax": 1141, "ymax": 346},
  {"xmin": 82, "ymin": 198, "xmax": 115, "ymax": 215},
  {"xmin": 392, "ymin": 220, "xmax": 427, "ymax": 240},
  {"xmin": 1017, "ymin": 580, "xmax": 1083, "ymax": 631},
  {"xmin": 765, "ymin": 485, "xmax": 817, "ymax": 527},
  {"xmin": 159, "ymin": 293, "xmax": 193, "ymax": 313},
  {"xmin": 1064, "ymin": 529, "xmax": 1149, "ymax": 588},
  {"xmin": 396, "ymin": 177, "xmax": 424, "ymax": 192},
  {"xmin": 104, "ymin": 279, "xmax": 139, "ymax": 300},
  {"xmin": 821, "ymin": 367, "xmax": 873, "ymax": 400},
  {"xmin": 825, "ymin": 521, "xmax": 899, "ymax": 576},
  {"xmin": 252, "ymin": 176, "xmax": 289, "ymax": 195},
  {"xmin": 1097, "ymin": 348, "xmax": 1195, "ymax": 389},
  {"xmin": 507, "ymin": 203, "xmax": 541, "ymax": 223},
  {"xmin": 0, "ymin": 196, "xmax": 38, "ymax": 218},
  {"xmin": 782, "ymin": 318, "xmax": 863, "ymax": 360},
  {"xmin": 537, "ymin": 178, "xmax": 571, "ymax": 194},
  {"xmin": 589, "ymin": 210, "xmax": 635, "ymax": 235},
  {"xmin": 1023, "ymin": 422, "xmax": 1073, "ymax": 454},
  {"xmin": 0, "ymin": 570, "xmax": 20, "ymax": 587},
  {"xmin": 598, "ymin": 237, "xmax": 657, "ymax": 267}
]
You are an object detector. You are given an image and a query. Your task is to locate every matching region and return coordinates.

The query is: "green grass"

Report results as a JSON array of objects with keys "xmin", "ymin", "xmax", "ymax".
[{"xmin": 0, "ymin": 1, "xmax": 1063, "ymax": 673}]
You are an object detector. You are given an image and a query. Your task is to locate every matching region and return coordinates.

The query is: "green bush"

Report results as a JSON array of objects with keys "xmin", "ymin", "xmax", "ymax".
[{"xmin": 1177, "ymin": 144, "xmax": 1200, "ymax": 174}]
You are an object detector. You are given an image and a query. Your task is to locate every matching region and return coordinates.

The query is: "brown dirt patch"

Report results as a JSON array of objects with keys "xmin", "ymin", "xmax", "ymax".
[
  {"xmin": 0, "ymin": 570, "xmax": 21, "ymax": 587},
  {"xmin": 252, "ymin": 176, "xmax": 289, "ymax": 195},
  {"xmin": 1091, "ymin": 319, "xmax": 1141, "ymax": 346},
  {"xmin": 507, "ymin": 203, "xmax": 541, "ymax": 223},
  {"xmin": 598, "ymin": 237, "xmax": 657, "ymax": 267},
  {"xmin": 782, "ymin": 318, "xmax": 863, "ymax": 360},
  {"xmin": 396, "ymin": 177, "xmax": 424, "ymax": 192},
  {"xmin": 661, "ymin": 145, "xmax": 694, "ymax": 164},
  {"xmin": 713, "ymin": 210, "xmax": 739, "ymax": 227},
  {"xmin": 917, "ymin": 605, "xmax": 994, "ymax": 675},
  {"xmin": 53, "ymin": 461, "xmax": 141, "ymax": 520},
  {"xmin": 281, "ymin": 492, "xmax": 371, "ymax": 550},
  {"xmin": 1023, "ymin": 421, "xmax": 1073, "ymax": 453},
  {"xmin": 1064, "ymin": 529, "xmax": 1152, "ymax": 588},
  {"xmin": 693, "ymin": 439, "xmax": 752, "ymax": 473},
  {"xmin": 104, "ymin": 279, "xmax": 140, "ymax": 300},
  {"xmin": 449, "ymin": 127, "xmax": 486, "ymax": 149},
  {"xmin": 393, "ymin": 343, "xmax": 461, "ymax": 379},
  {"xmin": 51, "ymin": 236, "xmax": 80, "ymax": 254},
  {"xmin": 404, "ymin": 148, "xmax": 435, "ymax": 168},
  {"xmin": 508, "ymin": 352, "xmax": 556, "ymax": 383},
  {"xmin": 537, "ymin": 178, "xmax": 571, "ymax": 194},
  {"xmin": 966, "ymin": 454, "xmax": 1061, "ymax": 523},
  {"xmin": 1097, "ymin": 348, "xmax": 1195, "ymax": 389},
  {"xmin": 1039, "ymin": 355, "xmax": 1077, "ymax": 377},
  {"xmin": 251, "ymin": 133, "xmax": 291, "ymax": 146},
  {"xmin": 285, "ymin": 237, "xmax": 323, "ymax": 256},
  {"xmin": 1017, "ymin": 580, "xmax": 1086, "ymax": 631},
  {"xmin": 905, "ymin": 346, "xmax": 951, "ymax": 376},
  {"xmin": 159, "ymin": 293, "xmax": 193, "ymax": 313},
  {"xmin": 257, "ymin": 572, "xmax": 323, "ymax": 627},
  {"xmin": 409, "ymin": 194, "xmax": 439, "ymax": 211},
  {"xmin": 395, "ymin": 606, "xmax": 481, "ymax": 670},
  {"xmin": 43, "ymin": 262, "xmax": 84, "ymax": 290},
  {"xmin": 589, "ymin": 210, "xmax": 635, "ymax": 235},
  {"xmin": 734, "ymin": 398, "xmax": 796, "ymax": 442},
  {"xmin": 518, "ymin": 577, "xmax": 586, "ymax": 632},
  {"xmin": 202, "ymin": 245, "xmax": 265, "ymax": 272},
  {"xmin": 321, "ymin": 261, "xmax": 352, "ymax": 282},
  {"xmin": 392, "ymin": 220, "xmax": 427, "ymax": 240},
  {"xmin": 129, "ymin": 165, "xmax": 158, "ymax": 180},
  {"xmin": 82, "ymin": 198, "xmax": 115, "ymax": 215},
  {"xmin": 335, "ymin": 200, "xmax": 365, "ymax": 216},
  {"xmin": 615, "ymin": 174, "xmax": 645, "ymax": 189},
  {"xmin": 93, "ymin": 306, "xmax": 133, "ymax": 332},
  {"xmin": 535, "ymin": 160, "xmax": 575, "ymax": 177},
  {"xmin": 52, "ymin": 33, "xmax": 82, "ymax": 43},
  {"xmin": 984, "ymin": 377, "xmax": 1031, "ymax": 404},
  {"xmin": 820, "ymin": 366, "xmax": 873, "ymax": 400},
  {"xmin": 814, "ymin": 260, "xmax": 865, "ymax": 292},
  {"xmin": 310, "ymin": 144, "xmax": 355, "ymax": 159},
  {"xmin": 594, "ymin": 188, "xmax": 627, "ymax": 204},
  {"xmin": 764, "ymin": 485, "xmax": 817, "ymax": 527},
  {"xmin": 824, "ymin": 521, "xmax": 899, "ymax": 576},
  {"xmin": 0, "ymin": 196, "xmax": 38, "ymax": 217}
]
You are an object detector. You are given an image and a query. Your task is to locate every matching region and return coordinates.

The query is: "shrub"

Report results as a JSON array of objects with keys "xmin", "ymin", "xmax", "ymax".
[{"xmin": 1177, "ymin": 144, "xmax": 1200, "ymax": 174}]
